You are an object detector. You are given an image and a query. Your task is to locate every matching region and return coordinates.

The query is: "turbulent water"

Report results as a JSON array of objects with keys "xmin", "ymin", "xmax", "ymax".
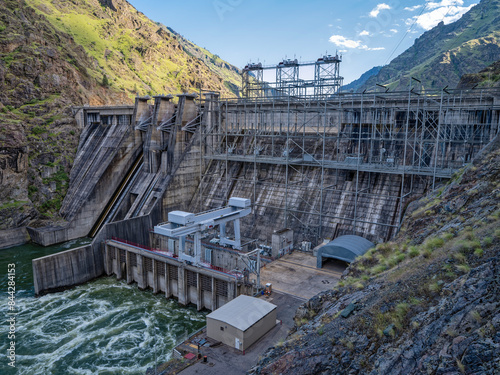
[{"xmin": 0, "ymin": 240, "xmax": 206, "ymax": 375}]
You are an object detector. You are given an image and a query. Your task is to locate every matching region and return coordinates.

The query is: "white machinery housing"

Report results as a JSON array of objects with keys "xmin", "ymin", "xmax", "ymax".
[{"xmin": 153, "ymin": 198, "xmax": 251, "ymax": 266}]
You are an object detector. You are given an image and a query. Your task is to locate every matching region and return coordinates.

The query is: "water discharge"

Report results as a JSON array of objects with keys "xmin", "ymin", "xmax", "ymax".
[{"xmin": 0, "ymin": 239, "xmax": 206, "ymax": 374}]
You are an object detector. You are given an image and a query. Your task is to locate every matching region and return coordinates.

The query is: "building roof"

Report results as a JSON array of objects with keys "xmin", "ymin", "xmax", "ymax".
[
  {"xmin": 207, "ymin": 295, "xmax": 277, "ymax": 332},
  {"xmin": 317, "ymin": 235, "xmax": 374, "ymax": 266}
]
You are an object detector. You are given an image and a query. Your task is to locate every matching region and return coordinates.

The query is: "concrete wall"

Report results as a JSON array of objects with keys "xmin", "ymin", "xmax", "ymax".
[
  {"xmin": 0, "ymin": 227, "xmax": 29, "ymax": 249},
  {"xmin": 31, "ymin": 194, "xmax": 162, "ymax": 295},
  {"xmin": 32, "ymin": 245, "xmax": 103, "ymax": 295},
  {"xmin": 191, "ymin": 157, "xmax": 426, "ymax": 246}
]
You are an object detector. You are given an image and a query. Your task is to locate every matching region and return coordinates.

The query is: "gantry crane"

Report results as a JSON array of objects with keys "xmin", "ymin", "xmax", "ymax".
[{"xmin": 153, "ymin": 198, "xmax": 251, "ymax": 266}]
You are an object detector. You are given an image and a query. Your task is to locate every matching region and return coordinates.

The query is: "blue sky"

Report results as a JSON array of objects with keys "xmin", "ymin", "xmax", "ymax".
[{"xmin": 127, "ymin": 0, "xmax": 479, "ymax": 84}]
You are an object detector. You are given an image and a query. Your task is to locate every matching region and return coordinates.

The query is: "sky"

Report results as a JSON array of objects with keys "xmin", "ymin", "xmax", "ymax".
[{"xmin": 127, "ymin": 0, "xmax": 479, "ymax": 84}]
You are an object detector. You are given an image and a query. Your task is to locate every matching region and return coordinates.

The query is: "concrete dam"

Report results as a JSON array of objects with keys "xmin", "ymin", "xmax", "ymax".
[{"xmin": 31, "ymin": 87, "xmax": 500, "ymax": 309}]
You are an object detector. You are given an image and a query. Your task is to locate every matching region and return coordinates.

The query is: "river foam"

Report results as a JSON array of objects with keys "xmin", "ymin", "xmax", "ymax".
[{"xmin": 0, "ymin": 241, "xmax": 206, "ymax": 375}]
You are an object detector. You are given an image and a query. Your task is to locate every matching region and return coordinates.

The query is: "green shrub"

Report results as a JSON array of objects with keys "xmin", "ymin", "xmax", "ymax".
[
  {"xmin": 408, "ymin": 246, "xmax": 420, "ymax": 258},
  {"xmin": 441, "ymin": 232, "xmax": 454, "ymax": 241},
  {"xmin": 456, "ymin": 264, "xmax": 471, "ymax": 273},
  {"xmin": 375, "ymin": 242, "xmax": 394, "ymax": 255},
  {"xmin": 32, "ymin": 125, "xmax": 47, "ymax": 135},
  {"xmin": 428, "ymin": 281, "xmax": 442, "ymax": 293},
  {"xmin": 371, "ymin": 264, "xmax": 387, "ymax": 275},
  {"xmin": 317, "ymin": 325, "xmax": 325, "ymax": 335},
  {"xmin": 102, "ymin": 74, "xmax": 110, "ymax": 87},
  {"xmin": 424, "ymin": 237, "xmax": 445, "ymax": 251},
  {"xmin": 483, "ymin": 237, "xmax": 493, "ymax": 247}
]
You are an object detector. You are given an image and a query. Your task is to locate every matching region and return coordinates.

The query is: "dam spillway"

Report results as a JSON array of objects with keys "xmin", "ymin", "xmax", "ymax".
[{"xmin": 31, "ymin": 87, "xmax": 500, "ymax": 299}]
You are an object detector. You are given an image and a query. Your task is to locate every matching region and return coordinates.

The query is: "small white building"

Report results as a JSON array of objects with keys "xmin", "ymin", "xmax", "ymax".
[{"xmin": 206, "ymin": 295, "xmax": 277, "ymax": 351}]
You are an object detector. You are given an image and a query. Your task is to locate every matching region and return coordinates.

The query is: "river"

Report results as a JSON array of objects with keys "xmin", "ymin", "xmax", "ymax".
[{"xmin": 0, "ymin": 239, "xmax": 206, "ymax": 375}]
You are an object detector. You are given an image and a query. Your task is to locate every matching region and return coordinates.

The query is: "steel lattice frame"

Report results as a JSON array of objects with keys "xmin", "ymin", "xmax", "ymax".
[{"xmin": 195, "ymin": 88, "xmax": 500, "ymax": 244}]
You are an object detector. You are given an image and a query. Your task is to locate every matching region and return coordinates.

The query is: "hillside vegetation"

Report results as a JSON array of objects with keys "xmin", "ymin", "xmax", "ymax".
[
  {"xmin": 0, "ymin": 0, "xmax": 241, "ymax": 232},
  {"xmin": 26, "ymin": 0, "xmax": 241, "ymax": 97},
  {"xmin": 250, "ymin": 136, "xmax": 500, "ymax": 374},
  {"xmin": 357, "ymin": 0, "xmax": 500, "ymax": 92},
  {"xmin": 458, "ymin": 59, "xmax": 500, "ymax": 88}
]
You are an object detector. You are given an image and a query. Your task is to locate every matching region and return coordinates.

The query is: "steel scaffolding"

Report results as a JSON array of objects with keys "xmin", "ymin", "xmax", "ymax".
[
  {"xmin": 242, "ymin": 55, "xmax": 344, "ymax": 99},
  {"xmin": 195, "ymin": 88, "xmax": 500, "ymax": 245}
]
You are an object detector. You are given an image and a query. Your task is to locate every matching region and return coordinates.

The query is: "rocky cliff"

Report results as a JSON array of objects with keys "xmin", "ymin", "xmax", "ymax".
[
  {"xmin": 249, "ymin": 136, "xmax": 500, "ymax": 374},
  {"xmin": 26, "ymin": 0, "xmax": 242, "ymax": 97},
  {"xmin": 0, "ymin": 0, "xmax": 241, "ymax": 236},
  {"xmin": 0, "ymin": 0, "xmax": 120, "ymax": 232},
  {"xmin": 357, "ymin": 0, "xmax": 500, "ymax": 91},
  {"xmin": 458, "ymin": 59, "xmax": 500, "ymax": 88}
]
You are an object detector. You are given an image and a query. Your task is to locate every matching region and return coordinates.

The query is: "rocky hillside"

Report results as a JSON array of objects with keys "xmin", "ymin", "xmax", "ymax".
[
  {"xmin": 26, "ymin": 0, "xmax": 241, "ymax": 97},
  {"xmin": 358, "ymin": 0, "xmax": 500, "ymax": 92},
  {"xmin": 458, "ymin": 59, "xmax": 500, "ymax": 88},
  {"xmin": 250, "ymin": 136, "xmax": 500, "ymax": 374},
  {"xmin": 342, "ymin": 66, "xmax": 382, "ymax": 92},
  {"xmin": 0, "ymin": 0, "xmax": 241, "ymax": 233},
  {"xmin": 164, "ymin": 26, "xmax": 241, "ymax": 96}
]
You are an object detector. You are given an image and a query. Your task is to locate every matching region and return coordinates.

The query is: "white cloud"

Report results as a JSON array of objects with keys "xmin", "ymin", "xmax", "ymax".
[
  {"xmin": 390, "ymin": 29, "xmax": 398, "ymax": 33},
  {"xmin": 329, "ymin": 34, "xmax": 385, "ymax": 51},
  {"xmin": 405, "ymin": 5, "xmax": 423, "ymax": 11},
  {"xmin": 412, "ymin": 3, "xmax": 474, "ymax": 30},
  {"xmin": 370, "ymin": 3, "xmax": 391, "ymax": 18},
  {"xmin": 426, "ymin": 0, "xmax": 464, "ymax": 10},
  {"xmin": 359, "ymin": 30, "xmax": 371, "ymax": 36},
  {"xmin": 329, "ymin": 35, "xmax": 361, "ymax": 49}
]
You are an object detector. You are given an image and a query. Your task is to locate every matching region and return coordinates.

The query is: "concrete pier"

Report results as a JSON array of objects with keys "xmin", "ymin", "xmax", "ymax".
[{"xmin": 104, "ymin": 240, "xmax": 242, "ymax": 311}]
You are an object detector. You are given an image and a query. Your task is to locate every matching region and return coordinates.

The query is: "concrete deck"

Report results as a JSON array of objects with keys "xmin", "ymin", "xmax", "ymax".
[
  {"xmin": 178, "ymin": 291, "xmax": 303, "ymax": 375},
  {"xmin": 259, "ymin": 251, "xmax": 345, "ymax": 300},
  {"xmin": 174, "ymin": 251, "xmax": 345, "ymax": 375}
]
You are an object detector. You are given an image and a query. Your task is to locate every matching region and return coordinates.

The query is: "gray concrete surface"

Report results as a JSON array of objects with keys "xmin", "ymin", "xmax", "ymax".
[
  {"xmin": 178, "ymin": 291, "xmax": 304, "ymax": 375},
  {"xmin": 260, "ymin": 251, "xmax": 345, "ymax": 300}
]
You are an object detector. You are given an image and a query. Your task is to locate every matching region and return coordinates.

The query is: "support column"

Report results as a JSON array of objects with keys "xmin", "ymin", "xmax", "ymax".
[
  {"xmin": 137, "ymin": 254, "xmax": 145, "ymax": 289},
  {"xmin": 194, "ymin": 232, "xmax": 201, "ymax": 265},
  {"xmin": 152, "ymin": 259, "xmax": 158, "ymax": 294},
  {"xmin": 104, "ymin": 245, "xmax": 110, "ymax": 275},
  {"xmin": 220, "ymin": 223, "xmax": 226, "ymax": 240},
  {"xmin": 178, "ymin": 266, "xmax": 187, "ymax": 305},
  {"xmin": 164, "ymin": 263, "xmax": 170, "ymax": 298},
  {"xmin": 234, "ymin": 219, "xmax": 241, "ymax": 249},
  {"xmin": 211, "ymin": 277, "xmax": 217, "ymax": 311},
  {"xmin": 116, "ymin": 249, "xmax": 123, "ymax": 280},
  {"xmin": 197, "ymin": 273, "xmax": 202, "ymax": 311},
  {"xmin": 228, "ymin": 278, "xmax": 235, "ymax": 301},
  {"xmin": 179, "ymin": 236, "xmax": 186, "ymax": 257},
  {"xmin": 127, "ymin": 251, "xmax": 133, "ymax": 284}
]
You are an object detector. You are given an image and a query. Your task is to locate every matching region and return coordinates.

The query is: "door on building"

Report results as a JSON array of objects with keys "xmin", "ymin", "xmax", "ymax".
[{"xmin": 235, "ymin": 338, "xmax": 242, "ymax": 350}]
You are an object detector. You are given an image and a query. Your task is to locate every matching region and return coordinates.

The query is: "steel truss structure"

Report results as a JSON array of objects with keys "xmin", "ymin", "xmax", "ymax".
[
  {"xmin": 242, "ymin": 55, "xmax": 343, "ymax": 99},
  {"xmin": 194, "ymin": 88, "xmax": 500, "ymax": 245}
]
